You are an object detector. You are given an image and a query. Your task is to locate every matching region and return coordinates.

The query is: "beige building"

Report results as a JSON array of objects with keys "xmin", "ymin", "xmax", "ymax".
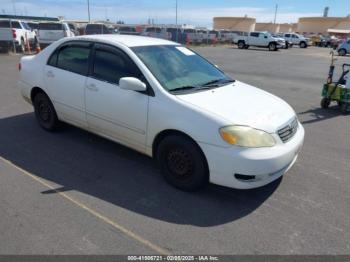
[
  {"xmin": 255, "ymin": 23, "xmax": 280, "ymax": 33},
  {"xmin": 278, "ymin": 23, "xmax": 297, "ymax": 33},
  {"xmin": 297, "ymin": 17, "xmax": 350, "ymax": 34},
  {"xmin": 213, "ymin": 17, "xmax": 256, "ymax": 32}
]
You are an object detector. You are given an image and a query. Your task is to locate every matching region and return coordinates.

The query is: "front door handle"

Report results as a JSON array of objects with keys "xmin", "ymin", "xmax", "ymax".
[
  {"xmin": 46, "ymin": 71, "xmax": 55, "ymax": 78},
  {"xmin": 86, "ymin": 83, "xmax": 98, "ymax": 92}
]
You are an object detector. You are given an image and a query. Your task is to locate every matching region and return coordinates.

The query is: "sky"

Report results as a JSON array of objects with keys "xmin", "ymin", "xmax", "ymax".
[{"xmin": 0, "ymin": 0, "xmax": 349, "ymax": 27}]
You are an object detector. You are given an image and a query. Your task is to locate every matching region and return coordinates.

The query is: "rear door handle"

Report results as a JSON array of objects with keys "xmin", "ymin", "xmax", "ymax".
[
  {"xmin": 86, "ymin": 83, "xmax": 99, "ymax": 92},
  {"xmin": 46, "ymin": 71, "xmax": 55, "ymax": 78}
]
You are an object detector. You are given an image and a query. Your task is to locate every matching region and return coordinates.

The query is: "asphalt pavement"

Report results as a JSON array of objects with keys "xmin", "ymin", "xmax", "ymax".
[{"xmin": 0, "ymin": 46, "xmax": 349, "ymax": 255}]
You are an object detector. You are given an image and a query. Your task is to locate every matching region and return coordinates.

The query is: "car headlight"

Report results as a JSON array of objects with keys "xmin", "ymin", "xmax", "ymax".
[{"xmin": 219, "ymin": 126, "xmax": 276, "ymax": 148}]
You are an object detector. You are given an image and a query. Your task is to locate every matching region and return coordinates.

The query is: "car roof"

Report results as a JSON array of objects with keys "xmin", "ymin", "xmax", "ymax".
[{"xmin": 74, "ymin": 35, "xmax": 178, "ymax": 47}]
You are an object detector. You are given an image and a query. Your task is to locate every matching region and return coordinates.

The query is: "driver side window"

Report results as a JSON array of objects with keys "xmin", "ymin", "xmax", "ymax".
[{"xmin": 92, "ymin": 47, "xmax": 143, "ymax": 85}]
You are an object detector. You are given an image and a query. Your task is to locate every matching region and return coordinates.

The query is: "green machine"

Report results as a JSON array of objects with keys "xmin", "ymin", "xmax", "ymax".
[{"xmin": 321, "ymin": 52, "xmax": 350, "ymax": 114}]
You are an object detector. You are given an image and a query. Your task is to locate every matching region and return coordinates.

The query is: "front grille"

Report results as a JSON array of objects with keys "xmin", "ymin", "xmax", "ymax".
[{"xmin": 278, "ymin": 117, "xmax": 298, "ymax": 143}]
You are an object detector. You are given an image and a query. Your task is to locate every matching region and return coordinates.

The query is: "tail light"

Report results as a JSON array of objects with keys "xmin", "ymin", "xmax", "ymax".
[
  {"xmin": 12, "ymin": 29, "xmax": 17, "ymax": 39},
  {"xmin": 18, "ymin": 63, "xmax": 21, "ymax": 71}
]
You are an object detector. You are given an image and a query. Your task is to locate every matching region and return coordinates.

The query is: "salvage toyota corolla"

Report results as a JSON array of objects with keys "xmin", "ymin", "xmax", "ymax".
[{"xmin": 18, "ymin": 35, "xmax": 304, "ymax": 191}]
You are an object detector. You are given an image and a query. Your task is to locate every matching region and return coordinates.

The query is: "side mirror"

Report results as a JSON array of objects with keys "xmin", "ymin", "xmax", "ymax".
[{"xmin": 119, "ymin": 77, "xmax": 147, "ymax": 92}]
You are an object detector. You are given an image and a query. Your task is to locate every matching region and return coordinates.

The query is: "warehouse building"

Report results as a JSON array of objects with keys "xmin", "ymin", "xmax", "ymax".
[
  {"xmin": 255, "ymin": 23, "xmax": 280, "ymax": 33},
  {"xmin": 213, "ymin": 17, "xmax": 256, "ymax": 32},
  {"xmin": 297, "ymin": 17, "xmax": 350, "ymax": 35}
]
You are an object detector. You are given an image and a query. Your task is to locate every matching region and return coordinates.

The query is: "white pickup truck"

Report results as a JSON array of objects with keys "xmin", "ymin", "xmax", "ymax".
[
  {"xmin": 282, "ymin": 33, "xmax": 308, "ymax": 48},
  {"xmin": 38, "ymin": 22, "xmax": 74, "ymax": 46},
  {"xmin": 234, "ymin": 31, "xmax": 286, "ymax": 51},
  {"xmin": 0, "ymin": 19, "xmax": 38, "ymax": 53}
]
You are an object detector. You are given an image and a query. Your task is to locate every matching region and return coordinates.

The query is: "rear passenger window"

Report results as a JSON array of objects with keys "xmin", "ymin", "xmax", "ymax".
[
  {"xmin": 0, "ymin": 20, "xmax": 11, "ymax": 28},
  {"xmin": 250, "ymin": 32, "xmax": 259, "ymax": 37},
  {"xmin": 56, "ymin": 46, "xmax": 90, "ymax": 75},
  {"xmin": 92, "ymin": 49, "xmax": 142, "ymax": 84},
  {"xmin": 11, "ymin": 21, "xmax": 21, "ymax": 29},
  {"xmin": 285, "ymin": 34, "xmax": 290, "ymax": 37}
]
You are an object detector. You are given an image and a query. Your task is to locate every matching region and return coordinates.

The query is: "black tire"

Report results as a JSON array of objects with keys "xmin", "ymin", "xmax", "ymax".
[
  {"xmin": 321, "ymin": 97, "xmax": 331, "ymax": 109},
  {"xmin": 33, "ymin": 92, "xmax": 59, "ymax": 131},
  {"xmin": 238, "ymin": 41, "xmax": 245, "ymax": 49},
  {"xmin": 17, "ymin": 39, "xmax": 25, "ymax": 53},
  {"xmin": 285, "ymin": 42, "xmax": 289, "ymax": 49},
  {"xmin": 300, "ymin": 41, "xmax": 307, "ymax": 48},
  {"xmin": 157, "ymin": 134, "xmax": 209, "ymax": 191},
  {"xmin": 244, "ymin": 45, "xmax": 249, "ymax": 49},
  {"xmin": 338, "ymin": 49, "xmax": 347, "ymax": 56},
  {"xmin": 268, "ymin": 42, "xmax": 276, "ymax": 51},
  {"xmin": 341, "ymin": 103, "xmax": 349, "ymax": 114}
]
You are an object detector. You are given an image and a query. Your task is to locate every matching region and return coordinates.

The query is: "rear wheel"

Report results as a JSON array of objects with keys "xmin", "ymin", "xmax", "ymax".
[
  {"xmin": 33, "ymin": 92, "xmax": 59, "ymax": 131},
  {"xmin": 321, "ymin": 98, "xmax": 331, "ymax": 109},
  {"xmin": 338, "ymin": 49, "xmax": 347, "ymax": 56},
  {"xmin": 238, "ymin": 41, "xmax": 245, "ymax": 49},
  {"xmin": 157, "ymin": 134, "xmax": 209, "ymax": 191},
  {"xmin": 341, "ymin": 103, "xmax": 349, "ymax": 114},
  {"xmin": 16, "ymin": 39, "xmax": 25, "ymax": 53},
  {"xmin": 244, "ymin": 45, "xmax": 249, "ymax": 49}
]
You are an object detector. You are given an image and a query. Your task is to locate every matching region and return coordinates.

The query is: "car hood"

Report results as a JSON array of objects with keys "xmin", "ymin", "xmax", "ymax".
[{"xmin": 177, "ymin": 81, "xmax": 296, "ymax": 133}]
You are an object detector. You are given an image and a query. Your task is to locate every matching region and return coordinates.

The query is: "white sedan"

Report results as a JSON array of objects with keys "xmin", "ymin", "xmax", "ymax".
[{"xmin": 18, "ymin": 35, "xmax": 304, "ymax": 191}]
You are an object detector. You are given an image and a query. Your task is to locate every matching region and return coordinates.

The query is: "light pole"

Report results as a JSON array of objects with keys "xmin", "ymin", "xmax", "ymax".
[
  {"xmin": 12, "ymin": 0, "xmax": 16, "ymax": 16},
  {"xmin": 87, "ymin": 0, "xmax": 91, "ymax": 22},
  {"xmin": 273, "ymin": 4, "xmax": 278, "ymax": 24},
  {"xmin": 175, "ymin": 0, "xmax": 178, "ymax": 42}
]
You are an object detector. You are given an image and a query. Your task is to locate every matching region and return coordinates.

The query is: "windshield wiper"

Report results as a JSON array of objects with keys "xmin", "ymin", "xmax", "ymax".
[
  {"xmin": 169, "ymin": 79, "xmax": 236, "ymax": 94},
  {"xmin": 201, "ymin": 78, "xmax": 235, "ymax": 87},
  {"xmin": 169, "ymin": 85, "xmax": 201, "ymax": 93}
]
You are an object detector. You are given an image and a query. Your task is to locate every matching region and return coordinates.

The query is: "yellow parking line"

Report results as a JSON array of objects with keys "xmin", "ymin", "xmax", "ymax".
[{"xmin": 0, "ymin": 156, "xmax": 170, "ymax": 255}]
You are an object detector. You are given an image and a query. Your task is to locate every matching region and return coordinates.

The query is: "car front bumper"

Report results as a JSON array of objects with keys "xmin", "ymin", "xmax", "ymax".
[{"xmin": 199, "ymin": 122, "xmax": 305, "ymax": 189}]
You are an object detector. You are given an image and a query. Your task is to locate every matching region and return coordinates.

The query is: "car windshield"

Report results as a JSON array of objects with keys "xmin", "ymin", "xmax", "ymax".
[{"xmin": 132, "ymin": 45, "xmax": 232, "ymax": 93}]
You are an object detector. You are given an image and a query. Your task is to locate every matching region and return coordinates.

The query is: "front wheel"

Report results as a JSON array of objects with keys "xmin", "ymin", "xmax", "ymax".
[
  {"xmin": 300, "ymin": 42, "xmax": 307, "ymax": 48},
  {"xmin": 33, "ymin": 92, "xmax": 60, "ymax": 131},
  {"xmin": 157, "ymin": 135, "xmax": 209, "ymax": 191},
  {"xmin": 268, "ymin": 42, "xmax": 277, "ymax": 51},
  {"xmin": 237, "ymin": 41, "xmax": 245, "ymax": 49}
]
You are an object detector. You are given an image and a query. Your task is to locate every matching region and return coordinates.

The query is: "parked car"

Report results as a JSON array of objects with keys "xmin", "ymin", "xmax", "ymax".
[
  {"xmin": 85, "ymin": 23, "xmax": 113, "ymax": 35},
  {"xmin": 235, "ymin": 31, "xmax": 286, "ymax": 51},
  {"xmin": 166, "ymin": 27, "xmax": 182, "ymax": 42},
  {"xmin": 18, "ymin": 35, "xmax": 304, "ymax": 191},
  {"xmin": 183, "ymin": 28, "xmax": 202, "ymax": 44},
  {"xmin": 337, "ymin": 38, "xmax": 350, "ymax": 56},
  {"xmin": 282, "ymin": 33, "xmax": 308, "ymax": 48},
  {"xmin": 116, "ymin": 26, "xmax": 139, "ymax": 36},
  {"xmin": 38, "ymin": 22, "xmax": 74, "ymax": 46},
  {"xmin": 27, "ymin": 21, "xmax": 39, "ymax": 34},
  {"xmin": 0, "ymin": 19, "xmax": 38, "ymax": 53},
  {"xmin": 218, "ymin": 30, "xmax": 232, "ymax": 43},
  {"xmin": 273, "ymin": 34, "xmax": 291, "ymax": 49},
  {"xmin": 67, "ymin": 22, "xmax": 80, "ymax": 36},
  {"xmin": 141, "ymin": 27, "xmax": 171, "ymax": 40}
]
